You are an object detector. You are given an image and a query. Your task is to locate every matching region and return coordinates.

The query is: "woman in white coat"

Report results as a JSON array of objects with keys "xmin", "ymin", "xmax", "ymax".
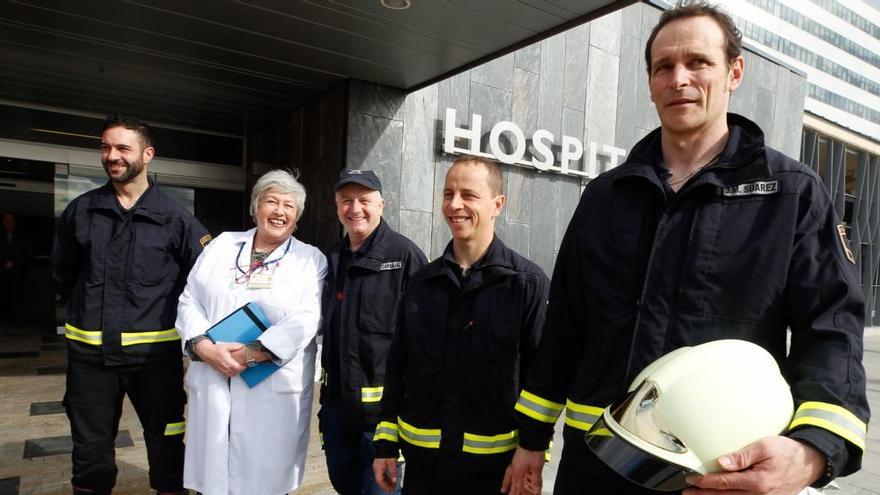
[{"xmin": 176, "ymin": 170, "xmax": 327, "ymax": 495}]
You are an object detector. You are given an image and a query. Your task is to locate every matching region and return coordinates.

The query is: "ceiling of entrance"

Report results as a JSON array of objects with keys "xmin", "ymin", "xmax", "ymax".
[{"xmin": 0, "ymin": 0, "xmax": 629, "ymax": 136}]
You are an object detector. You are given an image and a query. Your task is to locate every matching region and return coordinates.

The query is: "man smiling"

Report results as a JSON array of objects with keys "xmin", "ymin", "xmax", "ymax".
[
  {"xmin": 373, "ymin": 156, "xmax": 549, "ymax": 494},
  {"xmin": 54, "ymin": 114, "xmax": 209, "ymax": 495},
  {"xmin": 319, "ymin": 168, "xmax": 426, "ymax": 495}
]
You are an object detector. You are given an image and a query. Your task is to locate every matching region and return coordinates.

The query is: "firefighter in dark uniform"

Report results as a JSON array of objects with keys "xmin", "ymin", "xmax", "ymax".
[
  {"xmin": 319, "ymin": 168, "xmax": 427, "ymax": 494},
  {"xmin": 505, "ymin": 4, "xmax": 869, "ymax": 495},
  {"xmin": 53, "ymin": 114, "xmax": 210, "ymax": 495},
  {"xmin": 373, "ymin": 156, "xmax": 550, "ymax": 495}
]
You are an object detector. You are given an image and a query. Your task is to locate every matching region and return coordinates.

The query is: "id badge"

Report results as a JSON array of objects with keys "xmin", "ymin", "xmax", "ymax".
[{"xmin": 247, "ymin": 269, "xmax": 274, "ymax": 289}]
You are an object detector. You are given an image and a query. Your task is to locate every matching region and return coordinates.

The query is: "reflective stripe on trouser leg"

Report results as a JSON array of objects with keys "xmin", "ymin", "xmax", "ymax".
[{"xmin": 163, "ymin": 422, "xmax": 185, "ymax": 436}]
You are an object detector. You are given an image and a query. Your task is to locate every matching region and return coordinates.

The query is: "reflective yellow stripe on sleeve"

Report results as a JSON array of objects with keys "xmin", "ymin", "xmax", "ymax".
[
  {"xmin": 373, "ymin": 421, "xmax": 400, "ymax": 443},
  {"xmin": 120, "ymin": 329, "xmax": 180, "ymax": 346},
  {"xmin": 515, "ymin": 390, "xmax": 565, "ymax": 424},
  {"xmin": 163, "ymin": 421, "xmax": 185, "ymax": 436},
  {"xmin": 361, "ymin": 386, "xmax": 384, "ymax": 403},
  {"xmin": 398, "ymin": 418, "xmax": 441, "ymax": 448},
  {"xmin": 788, "ymin": 401, "xmax": 867, "ymax": 451},
  {"xmin": 564, "ymin": 400, "xmax": 604, "ymax": 431},
  {"xmin": 462, "ymin": 430, "xmax": 519, "ymax": 454},
  {"xmin": 64, "ymin": 324, "xmax": 102, "ymax": 346}
]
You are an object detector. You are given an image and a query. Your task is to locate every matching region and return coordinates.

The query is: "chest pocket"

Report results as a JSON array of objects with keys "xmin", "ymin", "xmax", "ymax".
[
  {"xmin": 356, "ymin": 271, "xmax": 401, "ymax": 335},
  {"xmin": 585, "ymin": 197, "xmax": 647, "ymax": 310},
  {"xmin": 130, "ymin": 222, "xmax": 174, "ymax": 287},
  {"xmin": 468, "ymin": 281, "xmax": 522, "ymax": 366},
  {"xmin": 677, "ymin": 194, "xmax": 793, "ymax": 322},
  {"xmin": 406, "ymin": 289, "xmax": 449, "ymax": 363}
]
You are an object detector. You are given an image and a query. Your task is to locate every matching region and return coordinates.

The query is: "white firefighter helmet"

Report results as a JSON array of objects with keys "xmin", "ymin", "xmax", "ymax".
[{"xmin": 586, "ymin": 339, "xmax": 793, "ymax": 491}]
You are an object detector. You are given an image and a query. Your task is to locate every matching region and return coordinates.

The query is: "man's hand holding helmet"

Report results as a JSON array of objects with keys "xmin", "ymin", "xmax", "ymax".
[{"xmin": 683, "ymin": 435, "xmax": 825, "ymax": 494}]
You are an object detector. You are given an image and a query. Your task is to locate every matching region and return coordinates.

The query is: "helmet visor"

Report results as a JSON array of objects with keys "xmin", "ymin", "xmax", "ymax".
[{"xmin": 585, "ymin": 414, "xmax": 695, "ymax": 492}]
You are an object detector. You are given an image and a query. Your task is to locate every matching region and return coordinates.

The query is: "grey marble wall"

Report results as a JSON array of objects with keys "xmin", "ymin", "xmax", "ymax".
[
  {"xmin": 248, "ymin": 82, "xmax": 346, "ymax": 251},
  {"xmin": 345, "ymin": 2, "xmax": 807, "ymax": 275}
]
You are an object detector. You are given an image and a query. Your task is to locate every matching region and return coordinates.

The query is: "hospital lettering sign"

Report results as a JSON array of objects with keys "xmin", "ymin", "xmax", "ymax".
[{"xmin": 442, "ymin": 108, "xmax": 627, "ymax": 179}]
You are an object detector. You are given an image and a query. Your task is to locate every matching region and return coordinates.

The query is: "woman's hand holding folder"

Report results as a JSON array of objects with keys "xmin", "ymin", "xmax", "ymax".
[{"xmin": 194, "ymin": 340, "xmax": 246, "ymax": 377}]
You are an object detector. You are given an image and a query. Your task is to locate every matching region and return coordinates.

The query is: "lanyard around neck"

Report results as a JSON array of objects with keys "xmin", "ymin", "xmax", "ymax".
[{"xmin": 234, "ymin": 236, "xmax": 292, "ymax": 279}]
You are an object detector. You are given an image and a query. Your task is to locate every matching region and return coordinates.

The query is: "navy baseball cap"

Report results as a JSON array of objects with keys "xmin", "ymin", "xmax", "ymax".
[{"xmin": 334, "ymin": 168, "xmax": 382, "ymax": 193}]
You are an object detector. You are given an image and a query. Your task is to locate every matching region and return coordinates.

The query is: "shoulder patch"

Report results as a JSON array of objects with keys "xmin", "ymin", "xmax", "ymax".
[
  {"xmin": 837, "ymin": 224, "xmax": 855, "ymax": 264},
  {"xmin": 199, "ymin": 234, "xmax": 213, "ymax": 248},
  {"xmin": 380, "ymin": 261, "xmax": 402, "ymax": 271},
  {"xmin": 723, "ymin": 179, "xmax": 779, "ymax": 197}
]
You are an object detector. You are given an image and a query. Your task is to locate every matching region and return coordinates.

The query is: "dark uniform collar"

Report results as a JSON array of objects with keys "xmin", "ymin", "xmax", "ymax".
[
  {"xmin": 342, "ymin": 217, "xmax": 390, "ymax": 258},
  {"xmin": 87, "ymin": 178, "xmax": 168, "ymax": 224},
  {"xmin": 430, "ymin": 235, "xmax": 517, "ymax": 287},
  {"xmin": 444, "ymin": 234, "xmax": 518, "ymax": 268},
  {"xmin": 344, "ymin": 223, "xmax": 378, "ymax": 257},
  {"xmin": 610, "ymin": 113, "xmax": 770, "ymax": 191},
  {"xmin": 334, "ymin": 219, "xmax": 399, "ymax": 273}
]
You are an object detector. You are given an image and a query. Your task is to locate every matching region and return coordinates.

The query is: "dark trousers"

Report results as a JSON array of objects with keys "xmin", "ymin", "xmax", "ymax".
[
  {"xmin": 320, "ymin": 399, "xmax": 402, "ymax": 495},
  {"xmin": 401, "ymin": 458, "xmax": 507, "ymax": 495},
  {"xmin": 64, "ymin": 359, "xmax": 186, "ymax": 494}
]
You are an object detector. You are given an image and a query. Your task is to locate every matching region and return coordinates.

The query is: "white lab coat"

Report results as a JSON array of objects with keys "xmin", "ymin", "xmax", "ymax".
[{"xmin": 175, "ymin": 229, "xmax": 327, "ymax": 495}]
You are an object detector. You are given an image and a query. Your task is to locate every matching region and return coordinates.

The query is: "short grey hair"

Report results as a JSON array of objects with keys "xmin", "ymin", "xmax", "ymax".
[{"xmin": 250, "ymin": 169, "xmax": 307, "ymax": 221}]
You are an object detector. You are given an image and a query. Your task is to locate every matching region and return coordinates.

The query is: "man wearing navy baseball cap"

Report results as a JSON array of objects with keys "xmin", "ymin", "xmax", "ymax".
[
  {"xmin": 334, "ymin": 168, "xmax": 384, "ymax": 193},
  {"xmin": 319, "ymin": 168, "xmax": 427, "ymax": 494}
]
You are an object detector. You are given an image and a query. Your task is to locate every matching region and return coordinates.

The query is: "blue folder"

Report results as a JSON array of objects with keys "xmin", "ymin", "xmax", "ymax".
[{"xmin": 205, "ymin": 302, "xmax": 280, "ymax": 388}]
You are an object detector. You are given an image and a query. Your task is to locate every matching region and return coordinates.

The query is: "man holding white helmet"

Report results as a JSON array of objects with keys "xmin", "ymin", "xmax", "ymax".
[
  {"xmin": 585, "ymin": 340, "xmax": 796, "ymax": 492},
  {"xmin": 504, "ymin": 1, "xmax": 870, "ymax": 494}
]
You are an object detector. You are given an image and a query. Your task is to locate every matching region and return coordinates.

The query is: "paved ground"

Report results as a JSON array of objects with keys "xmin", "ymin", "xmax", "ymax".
[
  {"xmin": 1, "ymin": 324, "xmax": 878, "ymax": 494},
  {"xmin": 0, "ymin": 325, "xmax": 337, "ymax": 495}
]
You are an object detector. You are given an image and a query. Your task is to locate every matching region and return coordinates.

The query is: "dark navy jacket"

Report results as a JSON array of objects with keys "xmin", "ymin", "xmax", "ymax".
[
  {"xmin": 515, "ymin": 114, "xmax": 869, "ymax": 490},
  {"xmin": 375, "ymin": 237, "xmax": 550, "ymax": 478},
  {"xmin": 53, "ymin": 180, "xmax": 209, "ymax": 365},
  {"xmin": 319, "ymin": 218, "xmax": 427, "ymax": 425}
]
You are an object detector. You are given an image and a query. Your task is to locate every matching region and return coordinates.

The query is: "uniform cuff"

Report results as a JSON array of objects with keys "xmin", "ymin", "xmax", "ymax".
[
  {"xmin": 374, "ymin": 441, "xmax": 399, "ymax": 459},
  {"xmin": 517, "ymin": 426, "xmax": 553, "ymax": 452},
  {"xmin": 787, "ymin": 426, "xmax": 849, "ymax": 486}
]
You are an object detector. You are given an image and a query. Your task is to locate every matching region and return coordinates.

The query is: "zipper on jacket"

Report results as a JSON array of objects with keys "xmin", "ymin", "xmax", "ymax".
[
  {"xmin": 623, "ymin": 177, "xmax": 670, "ymax": 384},
  {"xmin": 622, "ymin": 152, "xmax": 750, "ymax": 382},
  {"xmin": 624, "ymin": 212, "xmax": 668, "ymax": 385}
]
